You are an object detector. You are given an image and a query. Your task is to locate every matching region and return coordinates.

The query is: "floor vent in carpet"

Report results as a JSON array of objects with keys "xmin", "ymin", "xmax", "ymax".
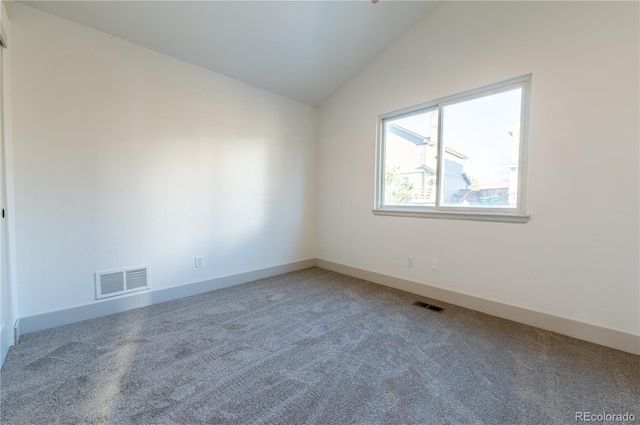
[{"xmin": 412, "ymin": 300, "xmax": 445, "ymax": 313}]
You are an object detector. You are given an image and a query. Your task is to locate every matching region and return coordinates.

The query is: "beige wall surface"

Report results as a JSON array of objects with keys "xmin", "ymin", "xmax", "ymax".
[
  {"xmin": 10, "ymin": 3, "xmax": 318, "ymax": 317},
  {"xmin": 317, "ymin": 1, "xmax": 640, "ymax": 336}
]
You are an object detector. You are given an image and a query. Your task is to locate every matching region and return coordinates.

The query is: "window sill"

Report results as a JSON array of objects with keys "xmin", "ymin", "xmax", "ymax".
[{"xmin": 372, "ymin": 208, "xmax": 530, "ymax": 223}]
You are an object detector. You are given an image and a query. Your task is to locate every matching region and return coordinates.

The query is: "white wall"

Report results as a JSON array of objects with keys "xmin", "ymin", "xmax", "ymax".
[
  {"xmin": 6, "ymin": 1, "xmax": 640, "ymax": 352},
  {"xmin": 318, "ymin": 2, "xmax": 639, "ymax": 336},
  {"xmin": 0, "ymin": 0, "xmax": 15, "ymax": 364},
  {"xmin": 10, "ymin": 3, "xmax": 317, "ymax": 318}
]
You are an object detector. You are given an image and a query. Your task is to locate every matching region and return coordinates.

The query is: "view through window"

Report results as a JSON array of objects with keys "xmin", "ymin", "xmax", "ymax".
[{"xmin": 377, "ymin": 75, "xmax": 530, "ymax": 221}]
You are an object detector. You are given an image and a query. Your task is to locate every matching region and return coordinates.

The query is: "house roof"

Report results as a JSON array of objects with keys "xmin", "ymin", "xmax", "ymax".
[
  {"xmin": 387, "ymin": 124, "xmax": 433, "ymax": 146},
  {"xmin": 389, "ymin": 123, "xmax": 468, "ymax": 160},
  {"xmin": 400, "ymin": 164, "xmax": 436, "ymax": 175},
  {"xmin": 444, "ymin": 147, "xmax": 468, "ymax": 160}
]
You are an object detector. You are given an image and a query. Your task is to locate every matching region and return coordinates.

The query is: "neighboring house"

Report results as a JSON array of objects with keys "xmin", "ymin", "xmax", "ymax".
[
  {"xmin": 386, "ymin": 119, "xmax": 522, "ymax": 208},
  {"xmin": 386, "ymin": 123, "xmax": 469, "ymax": 205},
  {"xmin": 506, "ymin": 123, "xmax": 521, "ymax": 208}
]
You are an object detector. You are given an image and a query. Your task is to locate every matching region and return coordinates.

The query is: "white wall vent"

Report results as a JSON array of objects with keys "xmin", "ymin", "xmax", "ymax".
[{"xmin": 95, "ymin": 266, "xmax": 150, "ymax": 299}]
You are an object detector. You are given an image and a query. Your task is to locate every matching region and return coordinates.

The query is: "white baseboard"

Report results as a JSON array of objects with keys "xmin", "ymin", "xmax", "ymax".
[
  {"xmin": 315, "ymin": 259, "xmax": 640, "ymax": 356},
  {"xmin": 13, "ymin": 318, "xmax": 20, "ymax": 345},
  {"xmin": 15, "ymin": 258, "xmax": 640, "ymax": 356},
  {"xmin": 0, "ymin": 321, "xmax": 7, "ymax": 366},
  {"xmin": 0, "ymin": 319, "xmax": 19, "ymax": 366},
  {"xmin": 19, "ymin": 259, "xmax": 315, "ymax": 336}
]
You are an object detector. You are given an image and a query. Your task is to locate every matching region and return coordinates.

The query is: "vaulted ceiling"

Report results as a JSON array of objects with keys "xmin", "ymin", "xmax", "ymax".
[{"xmin": 22, "ymin": 1, "xmax": 440, "ymax": 106}]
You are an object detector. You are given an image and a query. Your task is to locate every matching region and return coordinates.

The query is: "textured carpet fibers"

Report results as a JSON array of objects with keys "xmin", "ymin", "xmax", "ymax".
[{"xmin": 1, "ymin": 268, "xmax": 638, "ymax": 424}]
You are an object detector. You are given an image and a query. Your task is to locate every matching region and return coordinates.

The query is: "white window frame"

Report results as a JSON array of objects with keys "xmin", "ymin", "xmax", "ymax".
[{"xmin": 374, "ymin": 74, "xmax": 532, "ymax": 223}]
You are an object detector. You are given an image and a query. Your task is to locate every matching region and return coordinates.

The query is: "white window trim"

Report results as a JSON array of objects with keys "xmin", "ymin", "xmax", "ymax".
[{"xmin": 373, "ymin": 74, "xmax": 532, "ymax": 223}]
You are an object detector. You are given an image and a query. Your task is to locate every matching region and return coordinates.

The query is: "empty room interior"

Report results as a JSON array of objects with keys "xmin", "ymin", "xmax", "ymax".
[{"xmin": 0, "ymin": 0, "xmax": 639, "ymax": 423}]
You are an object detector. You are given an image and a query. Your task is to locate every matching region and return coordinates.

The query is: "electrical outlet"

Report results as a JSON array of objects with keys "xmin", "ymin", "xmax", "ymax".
[
  {"xmin": 431, "ymin": 258, "xmax": 439, "ymax": 271},
  {"xmin": 195, "ymin": 257, "xmax": 203, "ymax": 268},
  {"xmin": 407, "ymin": 256, "xmax": 414, "ymax": 268}
]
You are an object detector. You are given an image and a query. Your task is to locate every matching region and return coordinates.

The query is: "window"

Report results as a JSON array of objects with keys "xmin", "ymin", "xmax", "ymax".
[
  {"xmin": 374, "ymin": 75, "xmax": 531, "ymax": 223},
  {"xmin": 412, "ymin": 144, "xmax": 424, "ymax": 163}
]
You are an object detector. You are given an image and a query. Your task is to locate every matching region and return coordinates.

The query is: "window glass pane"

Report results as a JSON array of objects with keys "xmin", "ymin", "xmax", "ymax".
[
  {"xmin": 383, "ymin": 109, "xmax": 438, "ymax": 206},
  {"xmin": 439, "ymin": 88, "xmax": 522, "ymax": 208}
]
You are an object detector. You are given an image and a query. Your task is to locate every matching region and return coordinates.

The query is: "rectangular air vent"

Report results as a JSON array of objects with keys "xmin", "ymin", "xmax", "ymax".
[
  {"xmin": 412, "ymin": 300, "xmax": 445, "ymax": 313},
  {"xmin": 95, "ymin": 265, "xmax": 150, "ymax": 299}
]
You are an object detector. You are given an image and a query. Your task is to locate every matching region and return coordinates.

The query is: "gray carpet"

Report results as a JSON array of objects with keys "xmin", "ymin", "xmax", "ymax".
[{"xmin": 1, "ymin": 268, "xmax": 638, "ymax": 424}]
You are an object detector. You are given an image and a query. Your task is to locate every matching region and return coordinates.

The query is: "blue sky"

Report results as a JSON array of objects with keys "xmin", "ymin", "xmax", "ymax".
[{"xmin": 391, "ymin": 87, "xmax": 522, "ymax": 186}]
